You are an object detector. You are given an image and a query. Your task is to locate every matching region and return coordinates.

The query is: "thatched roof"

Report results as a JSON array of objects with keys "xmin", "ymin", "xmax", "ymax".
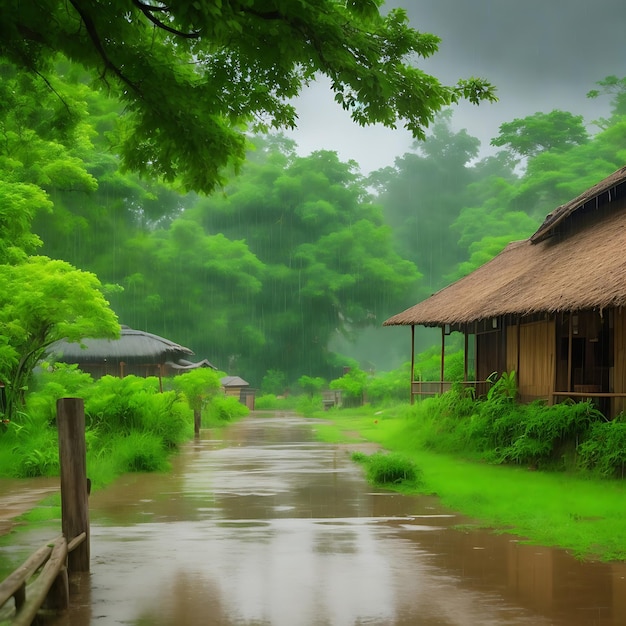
[
  {"xmin": 385, "ymin": 168, "xmax": 626, "ymax": 328},
  {"xmin": 49, "ymin": 326, "xmax": 194, "ymax": 365},
  {"xmin": 531, "ymin": 165, "xmax": 626, "ymax": 243},
  {"xmin": 167, "ymin": 358, "xmax": 218, "ymax": 371}
]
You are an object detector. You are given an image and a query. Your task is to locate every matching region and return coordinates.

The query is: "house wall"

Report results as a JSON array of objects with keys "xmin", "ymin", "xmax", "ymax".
[
  {"xmin": 506, "ymin": 322, "xmax": 519, "ymax": 375},
  {"xmin": 613, "ymin": 308, "xmax": 626, "ymax": 416},
  {"xmin": 515, "ymin": 319, "xmax": 555, "ymax": 403},
  {"xmin": 476, "ymin": 330, "xmax": 500, "ymax": 383}
]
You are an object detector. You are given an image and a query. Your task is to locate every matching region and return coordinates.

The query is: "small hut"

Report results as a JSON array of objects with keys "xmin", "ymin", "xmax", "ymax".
[
  {"xmin": 384, "ymin": 165, "xmax": 626, "ymax": 418},
  {"xmin": 48, "ymin": 326, "xmax": 205, "ymax": 390},
  {"xmin": 221, "ymin": 375, "xmax": 255, "ymax": 410}
]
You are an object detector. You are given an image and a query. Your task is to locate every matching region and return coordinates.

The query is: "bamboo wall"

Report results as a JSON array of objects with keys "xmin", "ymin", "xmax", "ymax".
[
  {"xmin": 506, "ymin": 323, "xmax": 518, "ymax": 374},
  {"xmin": 515, "ymin": 319, "xmax": 555, "ymax": 403},
  {"xmin": 613, "ymin": 308, "xmax": 626, "ymax": 416}
]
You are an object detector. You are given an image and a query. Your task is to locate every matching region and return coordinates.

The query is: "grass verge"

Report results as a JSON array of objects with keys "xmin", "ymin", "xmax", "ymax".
[{"xmin": 313, "ymin": 404, "xmax": 626, "ymax": 562}]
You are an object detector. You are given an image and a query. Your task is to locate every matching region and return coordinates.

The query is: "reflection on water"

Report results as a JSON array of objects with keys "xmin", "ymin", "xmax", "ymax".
[{"xmin": 1, "ymin": 413, "xmax": 625, "ymax": 625}]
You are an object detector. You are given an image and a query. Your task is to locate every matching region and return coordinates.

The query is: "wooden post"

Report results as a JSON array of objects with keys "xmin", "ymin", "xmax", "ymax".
[
  {"xmin": 57, "ymin": 398, "xmax": 90, "ymax": 573},
  {"xmin": 410, "ymin": 325, "xmax": 415, "ymax": 404},
  {"xmin": 194, "ymin": 408, "xmax": 201, "ymax": 437},
  {"xmin": 464, "ymin": 329, "xmax": 468, "ymax": 383},
  {"xmin": 440, "ymin": 326, "xmax": 445, "ymax": 395},
  {"xmin": 567, "ymin": 312, "xmax": 573, "ymax": 393}
]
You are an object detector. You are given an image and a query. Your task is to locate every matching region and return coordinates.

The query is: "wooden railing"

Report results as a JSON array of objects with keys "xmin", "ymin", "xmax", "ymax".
[
  {"xmin": 0, "ymin": 532, "xmax": 86, "ymax": 625},
  {"xmin": 411, "ymin": 380, "xmax": 491, "ymax": 400},
  {"xmin": 0, "ymin": 398, "xmax": 90, "ymax": 625}
]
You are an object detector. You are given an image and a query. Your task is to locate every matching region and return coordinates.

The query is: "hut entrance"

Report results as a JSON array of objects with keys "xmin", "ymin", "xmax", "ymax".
[{"xmin": 555, "ymin": 311, "xmax": 613, "ymax": 414}]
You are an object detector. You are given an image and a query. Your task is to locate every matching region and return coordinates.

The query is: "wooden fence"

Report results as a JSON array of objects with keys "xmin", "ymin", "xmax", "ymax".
[{"xmin": 0, "ymin": 398, "xmax": 90, "ymax": 625}]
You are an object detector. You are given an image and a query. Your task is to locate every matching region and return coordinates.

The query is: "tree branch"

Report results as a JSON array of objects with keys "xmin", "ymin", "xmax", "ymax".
[
  {"xmin": 131, "ymin": 0, "xmax": 200, "ymax": 38},
  {"xmin": 67, "ymin": 0, "xmax": 141, "ymax": 94}
]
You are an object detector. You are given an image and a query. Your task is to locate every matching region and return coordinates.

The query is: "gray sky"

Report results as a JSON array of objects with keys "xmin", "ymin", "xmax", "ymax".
[{"xmin": 285, "ymin": 0, "xmax": 626, "ymax": 173}]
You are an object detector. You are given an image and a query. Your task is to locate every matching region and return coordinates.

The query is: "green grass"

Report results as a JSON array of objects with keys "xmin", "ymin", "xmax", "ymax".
[{"xmin": 310, "ymin": 404, "xmax": 626, "ymax": 561}]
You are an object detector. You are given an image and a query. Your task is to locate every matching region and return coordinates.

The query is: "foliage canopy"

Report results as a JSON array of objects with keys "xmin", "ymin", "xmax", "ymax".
[{"xmin": 1, "ymin": 0, "xmax": 496, "ymax": 192}]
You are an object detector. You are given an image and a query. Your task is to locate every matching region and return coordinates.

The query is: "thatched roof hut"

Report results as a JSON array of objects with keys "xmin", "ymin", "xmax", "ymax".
[
  {"xmin": 383, "ymin": 165, "xmax": 626, "ymax": 417},
  {"xmin": 385, "ymin": 165, "xmax": 626, "ymax": 328},
  {"xmin": 48, "ymin": 326, "xmax": 208, "ymax": 387},
  {"xmin": 50, "ymin": 326, "xmax": 193, "ymax": 365}
]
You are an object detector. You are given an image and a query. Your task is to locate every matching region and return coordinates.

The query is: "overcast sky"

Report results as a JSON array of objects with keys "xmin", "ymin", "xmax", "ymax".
[{"xmin": 285, "ymin": 0, "xmax": 626, "ymax": 174}]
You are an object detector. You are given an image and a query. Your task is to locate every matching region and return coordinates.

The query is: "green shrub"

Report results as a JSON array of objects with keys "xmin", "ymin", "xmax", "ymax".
[
  {"xmin": 7, "ymin": 412, "xmax": 60, "ymax": 477},
  {"xmin": 261, "ymin": 369, "xmax": 286, "ymax": 395},
  {"xmin": 330, "ymin": 367, "xmax": 367, "ymax": 407},
  {"xmin": 578, "ymin": 419, "xmax": 626, "ymax": 477},
  {"xmin": 365, "ymin": 363, "xmax": 411, "ymax": 405},
  {"xmin": 255, "ymin": 394, "xmax": 280, "ymax": 410},
  {"xmin": 205, "ymin": 394, "xmax": 249, "ymax": 424},
  {"xmin": 167, "ymin": 369, "xmax": 222, "ymax": 411},
  {"xmin": 83, "ymin": 375, "xmax": 161, "ymax": 434},
  {"xmin": 297, "ymin": 375, "xmax": 326, "ymax": 397},
  {"xmin": 109, "ymin": 431, "xmax": 169, "ymax": 473},
  {"xmin": 139, "ymin": 391, "xmax": 193, "ymax": 448},
  {"xmin": 296, "ymin": 393, "xmax": 323, "ymax": 417},
  {"xmin": 355, "ymin": 451, "xmax": 422, "ymax": 486}
]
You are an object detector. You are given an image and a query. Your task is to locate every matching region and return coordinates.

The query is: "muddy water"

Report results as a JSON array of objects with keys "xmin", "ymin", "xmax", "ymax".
[
  {"xmin": 2, "ymin": 412, "xmax": 626, "ymax": 625},
  {"xmin": 0, "ymin": 476, "xmax": 59, "ymax": 536}
]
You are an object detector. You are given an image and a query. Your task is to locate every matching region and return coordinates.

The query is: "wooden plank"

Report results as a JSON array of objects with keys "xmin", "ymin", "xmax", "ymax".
[
  {"xmin": 67, "ymin": 532, "xmax": 87, "ymax": 554},
  {"xmin": 0, "ymin": 538, "xmax": 58, "ymax": 609},
  {"xmin": 518, "ymin": 320, "xmax": 555, "ymax": 401},
  {"xmin": 11, "ymin": 536, "xmax": 67, "ymax": 626}
]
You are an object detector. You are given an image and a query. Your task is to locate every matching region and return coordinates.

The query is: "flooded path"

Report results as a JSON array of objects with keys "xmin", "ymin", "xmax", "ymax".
[{"xmin": 2, "ymin": 412, "xmax": 626, "ymax": 625}]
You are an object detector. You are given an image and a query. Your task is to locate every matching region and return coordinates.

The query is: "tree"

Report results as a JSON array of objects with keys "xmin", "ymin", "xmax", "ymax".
[
  {"xmin": 189, "ymin": 143, "xmax": 421, "ymax": 381},
  {"xmin": 491, "ymin": 110, "xmax": 589, "ymax": 158},
  {"xmin": 0, "ymin": 257, "xmax": 119, "ymax": 422},
  {"xmin": 587, "ymin": 75, "xmax": 626, "ymax": 123},
  {"xmin": 372, "ymin": 111, "xmax": 481, "ymax": 294},
  {"xmin": 1, "ymin": 0, "xmax": 496, "ymax": 193}
]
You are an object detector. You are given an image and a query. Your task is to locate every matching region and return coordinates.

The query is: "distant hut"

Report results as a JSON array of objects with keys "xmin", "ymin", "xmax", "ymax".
[
  {"xmin": 384, "ymin": 165, "xmax": 626, "ymax": 418},
  {"xmin": 48, "ymin": 326, "xmax": 207, "ymax": 390},
  {"xmin": 221, "ymin": 375, "xmax": 255, "ymax": 410}
]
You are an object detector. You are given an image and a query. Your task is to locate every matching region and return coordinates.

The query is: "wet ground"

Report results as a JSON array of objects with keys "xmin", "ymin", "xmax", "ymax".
[{"xmin": 2, "ymin": 412, "xmax": 626, "ymax": 625}]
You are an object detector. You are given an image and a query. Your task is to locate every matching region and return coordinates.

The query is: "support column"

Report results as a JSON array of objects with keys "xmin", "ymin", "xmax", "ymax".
[{"xmin": 57, "ymin": 398, "xmax": 90, "ymax": 573}]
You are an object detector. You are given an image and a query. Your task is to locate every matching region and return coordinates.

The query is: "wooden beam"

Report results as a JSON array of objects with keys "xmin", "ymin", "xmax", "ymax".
[
  {"xmin": 0, "ymin": 540, "xmax": 57, "ymax": 609},
  {"xmin": 440, "ymin": 326, "xmax": 445, "ymax": 395},
  {"xmin": 11, "ymin": 536, "xmax": 68, "ymax": 626},
  {"xmin": 567, "ymin": 313, "xmax": 573, "ymax": 393},
  {"xmin": 410, "ymin": 325, "xmax": 415, "ymax": 405},
  {"xmin": 57, "ymin": 398, "xmax": 90, "ymax": 573}
]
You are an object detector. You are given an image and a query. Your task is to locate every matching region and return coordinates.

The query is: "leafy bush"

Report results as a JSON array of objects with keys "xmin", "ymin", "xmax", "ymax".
[
  {"xmin": 139, "ymin": 391, "xmax": 193, "ymax": 448},
  {"xmin": 83, "ymin": 375, "xmax": 161, "ymax": 434},
  {"xmin": 365, "ymin": 363, "xmax": 411, "ymax": 405},
  {"xmin": 353, "ymin": 451, "xmax": 422, "ymax": 486},
  {"xmin": 254, "ymin": 394, "xmax": 298, "ymax": 410},
  {"xmin": 578, "ymin": 418, "xmax": 626, "ymax": 477},
  {"xmin": 295, "ymin": 393, "xmax": 323, "ymax": 417},
  {"xmin": 254, "ymin": 394, "xmax": 280, "ymax": 410},
  {"xmin": 167, "ymin": 369, "xmax": 222, "ymax": 411},
  {"xmin": 4, "ymin": 411, "xmax": 60, "ymax": 477},
  {"xmin": 261, "ymin": 369, "xmax": 287, "ymax": 395},
  {"xmin": 413, "ymin": 341, "xmax": 465, "ymax": 382},
  {"xmin": 297, "ymin": 375, "xmax": 326, "ymax": 397},
  {"xmin": 330, "ymin": 367, "xmax": 367, "ymax": 407},
  {"xmin": 108, "ymin": 431, "xmax": 169, "ymax": 473},
  {"xmin": 205, "ymin": 394, "xmax": 249, "ymax": 424},
  {"xmin": 396, "ymin": 375, "xmax": 602, "ymax": 470}
]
